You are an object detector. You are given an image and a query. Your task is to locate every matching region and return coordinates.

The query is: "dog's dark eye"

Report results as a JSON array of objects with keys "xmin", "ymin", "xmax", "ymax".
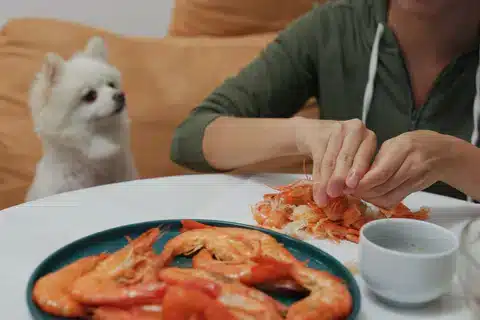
[
  {"xmin": 83, "ymin": 90, "xmax": 97, "ymax": 103},
  {"xmin": 107, "ymin": 82, "xmax": 116, "ymax": 88}
]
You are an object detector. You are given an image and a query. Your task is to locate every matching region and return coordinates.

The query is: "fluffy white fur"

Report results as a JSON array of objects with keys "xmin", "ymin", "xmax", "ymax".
[{"xmin": 26, "ymin": 36, "xmax": 137, "ymax": 201}]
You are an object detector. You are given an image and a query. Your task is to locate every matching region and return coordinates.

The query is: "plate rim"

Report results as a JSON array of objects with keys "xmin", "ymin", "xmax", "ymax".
[{"xmin": 26, "ymin": 219, "xmax": 361, "ymax": 319}]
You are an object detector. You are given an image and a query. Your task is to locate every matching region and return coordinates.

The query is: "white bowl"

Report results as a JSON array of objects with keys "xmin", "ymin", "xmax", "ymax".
[{"xmin": 359, "ymin": 218, "xmax": 459, "ymax": 306}]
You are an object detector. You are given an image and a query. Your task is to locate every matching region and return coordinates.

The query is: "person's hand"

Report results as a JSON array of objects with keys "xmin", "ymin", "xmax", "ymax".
[
  {"xmin": 293, "ymin": 117, "xmax": 377, "ymax": 207},
  {"xmin": 353, "ymin": 130, "xmax": 457, "ymax": 209}
]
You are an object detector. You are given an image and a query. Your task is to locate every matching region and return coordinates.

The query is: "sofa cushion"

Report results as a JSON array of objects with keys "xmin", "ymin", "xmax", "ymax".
[
  {"xmin": 168, "ymin": 0, "xmax": 322, "ymax": 36},
  {"xmin": 0, "ymin": 18, "xmax": 317, "ymax": 209}
]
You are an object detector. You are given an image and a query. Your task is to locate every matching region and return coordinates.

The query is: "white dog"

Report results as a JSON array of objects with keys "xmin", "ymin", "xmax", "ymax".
[{"xmin": 26, "ymin": 36, "xmax": 137, "ymax": 202}]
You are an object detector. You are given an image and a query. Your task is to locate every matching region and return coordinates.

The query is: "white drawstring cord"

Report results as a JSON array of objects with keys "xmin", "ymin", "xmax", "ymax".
[{"xmin": 361, "ymin": 23, "xmax": 385, "ymax": 124}]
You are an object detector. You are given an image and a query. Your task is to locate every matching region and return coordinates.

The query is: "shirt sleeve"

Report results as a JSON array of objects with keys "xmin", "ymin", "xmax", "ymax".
[{"xmin": 170, "ymin": 6, "xmax": 323, "ymax": 173}]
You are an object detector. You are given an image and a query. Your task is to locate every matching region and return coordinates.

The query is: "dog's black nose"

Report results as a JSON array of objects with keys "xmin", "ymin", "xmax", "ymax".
[{"xmin": 113, "ymin": 92, "xmax": 126, "ymax": 105}]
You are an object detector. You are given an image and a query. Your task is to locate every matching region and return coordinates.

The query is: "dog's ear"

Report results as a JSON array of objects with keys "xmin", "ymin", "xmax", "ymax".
[
  {"xmin": 42, "ymin": 53, "xmax": 64, "ymax": 86},
  {"xmin": 84, "ymin": 36, "xmax": 108, "ymax": 61}
]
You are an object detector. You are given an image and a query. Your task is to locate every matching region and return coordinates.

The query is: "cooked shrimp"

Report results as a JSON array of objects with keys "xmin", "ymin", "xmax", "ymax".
[
  {"xmin": 71, "ymin": 228, "xmax": 167, "ymax": 306},
  {"xmin": 268, "ymin": 179, "xmax": 314, "ymax": 205},
  {"xmin": 159, "ymin": 267, "xmax": 286, "ymax": 320},
  {"xmin": 159, "ymin": 227, "xmax": 251, "ymax": 266},
  {"xmin": 160, "ymin": 220, "xmax": 298, "ymax": 269},
  {"xmin": 379, "ymin": 203, "xmax": 430, "ymax": 220},
  {"xmin": 93, "ymin": 305, "xmax": 163, "ymax": 320},
  {"xmin": 342, "ymin": 201, "xmax": 369, "ymax": 228},
  {"xmin": 322, "ymin": 197, "xmax": 349, "ymax": 221},
  {"xmin": 162, "ymin": 285, "xmax": 236, "ymax": 320},
  {"xmin": 311, "ymin": 221, "xmax": 360, "ymax": 244},
  {"xmin": 92, "ymin": 285, "xmax": 235, "ymax": 320},
  {"xmin": 180, "ymin": 220, "xmax": 310, "ymax": 292},
  {"xmin": 192, "ymin": 249, "xmax": 304, "ymax": 292},
  {"xmin": 253, "ymin": 178, "xmax": 430, "ymax": 243},
  {"xmin": 252, "ymin": 202, "xmax": 291, "ymax": 229},
  {"xmin": 180, "ymin": 220, "xmax": 297, "ymax": 262},
  {"xmin": 32, "ymin": 254, "xmax": 107, "ymax": 317},
  {"xmin": 286, "ymin": 265, "xmax": 353, "ymax": 320}
]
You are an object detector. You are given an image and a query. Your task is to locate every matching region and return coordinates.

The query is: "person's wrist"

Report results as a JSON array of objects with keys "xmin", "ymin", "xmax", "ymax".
[
  {"xmin": 275, "ymin": 117, "xmax": 307, "ymax": 157},
  {"xmin": 290, "ymin": 116, "xmax": 321, "ymax": 156},
  {"xmin": 437, "ymin": 134, "xmax": 470, "ymax": 183},
  {"xmin": 290, "ymin": 116, "xmax": 309, "ymax": 155},
  {"xmin": 291, "ymin": 116, "xmax": 338, "ymax": 155}
]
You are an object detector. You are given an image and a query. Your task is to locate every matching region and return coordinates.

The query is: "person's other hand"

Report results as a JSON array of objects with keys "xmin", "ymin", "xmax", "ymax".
[
  {"xmin": 293, "ymin": 117, "xmax": 377, "ymax": 207},
  {"xmin": 353, "ymin": 130, "xmax": 457, "ymax": 209}
]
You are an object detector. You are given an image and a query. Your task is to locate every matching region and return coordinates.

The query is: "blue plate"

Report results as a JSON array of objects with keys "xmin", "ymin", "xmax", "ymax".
[{"xmin": 26, "ymin": 219, "xmax": 361, "ymax": 319}]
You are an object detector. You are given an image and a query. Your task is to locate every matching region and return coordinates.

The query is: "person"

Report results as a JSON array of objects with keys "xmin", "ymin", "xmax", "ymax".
[{"xmin": 170, "ymin": 0, "xmax": 480, "ymax": 209}]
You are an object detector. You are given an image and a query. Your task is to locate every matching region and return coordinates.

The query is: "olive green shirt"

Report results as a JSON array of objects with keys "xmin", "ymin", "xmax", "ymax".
[{"xmin": 171, "ymin": 0, "xmax": 480, "ymax": 200}]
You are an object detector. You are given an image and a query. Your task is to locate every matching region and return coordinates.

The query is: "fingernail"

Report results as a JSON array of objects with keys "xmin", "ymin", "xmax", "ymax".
[
  {"xmin": 343, "ymin": 188, "xmax": 355, "ymax": 195},
  {"xmin": 327, "ymin": 183, "xmax": 342, "ymax": 198},
  {"xmin": 314, "ymin": 191, "xmax": 327, "ymax": 207},
  {"xmin": 346, "ymin": 170, "xmax": 359, "ymax": 189}
]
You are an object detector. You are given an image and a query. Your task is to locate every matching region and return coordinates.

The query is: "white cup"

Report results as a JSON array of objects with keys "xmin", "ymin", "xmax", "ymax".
[{"xmin": 359, "ymin": 218, "xmax": 459, "ymax": 306}]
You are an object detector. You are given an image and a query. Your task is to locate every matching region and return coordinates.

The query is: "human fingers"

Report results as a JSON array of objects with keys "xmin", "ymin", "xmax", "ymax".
[
  {"xmin": 345, "ymin": 129, "xmax": 377, "ymax": 190},
  {"xmin": 312, "ymin": 153, "xmax": 325, "ymax": 205},
  {"xmin": 359, "ymin": 143, "xmax": 442, "ymax": 202},
  {"xmin": 364, "ymin": 172, "xmax": 433, "ymax": 209},
  {"xmin": 313, "ymin": 123, "xmax": 344, "ymax": 207},
  {"xmin": 362, "ymin": 178, "xmax": 413, "ymax": 209},
  {"xmin": 311, "ymin": 145, "xmax": 329, "ymax": 207},
  {"xmin": 357, "ymin": 156, "xmax": 412, "ymax": 200},
  {"xmin": 356, "ymin": 140, "xmax": 409, "ymax": 193},
  {"xmin": 326, "ymin": 119, "xmax": 367, "ymax": 198}
]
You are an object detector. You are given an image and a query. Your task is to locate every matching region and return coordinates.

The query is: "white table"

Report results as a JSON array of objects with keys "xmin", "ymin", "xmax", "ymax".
[{"xmin": 1, "ymin": 173, "xmax": 479, "ymax": 319}]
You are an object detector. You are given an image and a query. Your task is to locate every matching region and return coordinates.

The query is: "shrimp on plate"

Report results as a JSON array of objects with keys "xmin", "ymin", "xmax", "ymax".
[
  {"xmin": 31, "ymin": 220, "xmax": 356, "ymax": 319},
  {"xmin": 174, "ymin": 220, "xmax": 297, "ymax": 263},
  {"xmin": 159, "ymin": 267, "xmax": 287, "ymax": 320},
  {"xmin": 162, "ymin": 284, "xmax": 236, "ymax": 320},
  {"xmin": 161, "ymin": 229, "xmax": 353, "ymax": 320},
  {"xmin": 92, "ymin": 304, "xmax": 163, "ymax": 320},
  {"xmin": 32, "ymin": 254, "xmax": 108, "ymax": 317},
  {"xmin": 192, "ymin": 249, "xmax": 306, "ymax": 293},
  {"xmin": 70, "ymin": 227, "xmax": 168, "ymax": 307},
  {"xmin": 93, "ymin": 266, "xmax": 277, "ymax": 320},
  {"xmin": 92, "ymin": 282, "xmax": 235, "ymax": 320},
  {"xmin": 33, "ymin": 227, "xmax": 170, "ymax": 318},
  {"xmin": 161, "ymin": 220, "xmax": 304, "ymax": 292},
  {"xmin": 286, "ymin": 264, "xmax": 353, "ymax": 320}
]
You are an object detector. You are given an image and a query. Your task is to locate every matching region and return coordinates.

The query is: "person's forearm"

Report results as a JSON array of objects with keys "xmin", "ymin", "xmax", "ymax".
[
  {"xmin": 443, "ymin": 138, "xmax": 480, "ymax": 201},
  {"xmin": 202, "ymin": 116, "xmax": 301, "ymax": 171}
]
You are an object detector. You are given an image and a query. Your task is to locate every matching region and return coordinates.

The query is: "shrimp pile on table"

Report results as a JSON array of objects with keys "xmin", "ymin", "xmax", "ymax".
[
  {"xmin": 32, "ymin": 220, "xmax": 354, "ymax": 319},
  {"xmin": 252, "ymin": 178, "xmax": 430, "ymax": 243}
]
